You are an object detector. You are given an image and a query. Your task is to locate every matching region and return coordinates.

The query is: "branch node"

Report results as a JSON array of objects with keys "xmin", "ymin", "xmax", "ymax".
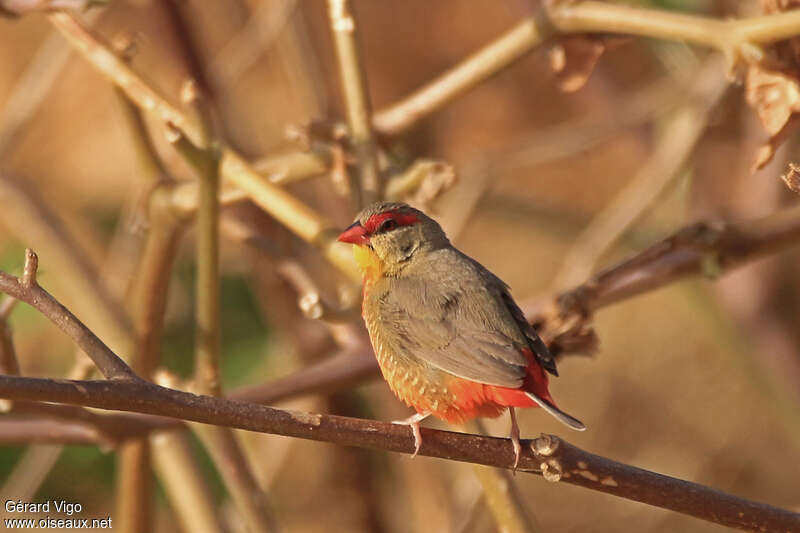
[
  {"xmin": 22, "ymin": 249, "xmax": 38, "ymax": 288},
  {"xmin": 531, "ymin": 433, "xmax": 560, "ymax": 457},
  {"xmin": 540, "ymin": 458, "xmax": 563, "ymax": 483}
]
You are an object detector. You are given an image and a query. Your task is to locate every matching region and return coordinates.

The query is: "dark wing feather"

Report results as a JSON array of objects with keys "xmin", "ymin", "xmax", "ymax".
[
  {"xmin": 374, "ymin": 251, "xmax": 534, "ymax": 388},
  {"xmin": 499, "ymin": 288, "xmax": 558, "ymax": 376}
]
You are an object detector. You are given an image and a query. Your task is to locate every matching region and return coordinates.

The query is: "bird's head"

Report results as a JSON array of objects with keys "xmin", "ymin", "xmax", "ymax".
[{"xmin": 337, "ymin": 202, "xmax": 449, "ymax": 278}]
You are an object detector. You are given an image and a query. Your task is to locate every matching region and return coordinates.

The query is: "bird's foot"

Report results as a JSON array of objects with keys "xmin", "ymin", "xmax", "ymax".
[
  {"xmin": 392, "ymin": 412, "xmax": 431, "ymax": 458},
  {"xmin": 509, "ymin": 407, "xmax": 521, "ymax": 473}
]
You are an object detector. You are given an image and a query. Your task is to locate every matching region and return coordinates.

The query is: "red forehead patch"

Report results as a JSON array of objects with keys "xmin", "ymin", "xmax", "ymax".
[{"xmin": 363, "ymin": 210, "xmax": 419, "ymax": 234}]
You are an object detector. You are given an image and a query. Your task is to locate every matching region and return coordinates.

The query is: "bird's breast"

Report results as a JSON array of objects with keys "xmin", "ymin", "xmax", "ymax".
[{"xmin": 362, "ymin": 295, "xmax": 506, "ymax": 423}]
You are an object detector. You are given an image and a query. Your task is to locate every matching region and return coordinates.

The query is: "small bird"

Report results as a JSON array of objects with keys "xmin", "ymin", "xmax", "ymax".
[{"xmin": 338, "ymin": 202, "xmax": 585, "ymax": 468}]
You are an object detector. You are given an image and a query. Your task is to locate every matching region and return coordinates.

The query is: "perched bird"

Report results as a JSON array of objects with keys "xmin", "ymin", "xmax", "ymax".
[{"xmin": 338, "ymin": 202, "xmax": 585, "ymax": 467}]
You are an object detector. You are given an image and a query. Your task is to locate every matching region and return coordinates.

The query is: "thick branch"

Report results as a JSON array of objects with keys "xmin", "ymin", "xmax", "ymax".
[{"xmin": 0, "ymin": 375, "xmax": 796, "ymax": 532}]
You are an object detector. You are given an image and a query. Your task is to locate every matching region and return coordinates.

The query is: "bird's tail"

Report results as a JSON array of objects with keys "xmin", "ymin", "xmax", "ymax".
[{"xmin": 525, "ymin": 392, "xmax": 586, "ymax": 431}]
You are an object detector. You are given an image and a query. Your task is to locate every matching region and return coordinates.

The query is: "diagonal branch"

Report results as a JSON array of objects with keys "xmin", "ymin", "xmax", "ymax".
[
  {"xmin": 372, "ymin": 2, "xmax": 800, "ymax": 136},
  {"xmin": 549, "ymin": 204, "xmax": 800, "ymax": 318},
  {"xmin": 0, "ymin": 374, "xmax": 796, "ymax": 533},
  {"xmin": 47, "ymin": 11, "xmax": 360, "ymax": 282},
  {"xmin": 0, "ymin": 250, "xmax": 136, "ymax": 380}
]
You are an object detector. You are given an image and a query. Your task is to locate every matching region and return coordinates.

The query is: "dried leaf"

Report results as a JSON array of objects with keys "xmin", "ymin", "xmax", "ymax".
[
  {"xmin": 745, "ymin": 0, "xmax": 800, "ymax": 174},
  {"xmin": 745, "ymin": 63, "xmax": 800, "ymax": 135},
  {"xmin": 782, "ymin": 162, "xmax": 800, "ymax": 194},
  {"xmin": 746, "ymin": 63, "xmax": 800, "ymax": 170}
]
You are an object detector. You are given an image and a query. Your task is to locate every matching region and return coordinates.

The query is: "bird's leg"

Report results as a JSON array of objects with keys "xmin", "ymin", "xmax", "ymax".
[
  {"xmin": 392, "ymin": 412, "xmax": 431, "ymax": 458},
  {"xmin": 509, "ymin": 407, "xmax": 521, "ymax": 473}
]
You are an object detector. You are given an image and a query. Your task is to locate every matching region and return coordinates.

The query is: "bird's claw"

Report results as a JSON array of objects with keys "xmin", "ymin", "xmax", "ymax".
[
  {"xmin": 509, "ymin": 407, "xmax": 521, "ymax": 473},
  {"xmin": 392, "ymin": 412, "xmax": 430, "ymax": 458}
]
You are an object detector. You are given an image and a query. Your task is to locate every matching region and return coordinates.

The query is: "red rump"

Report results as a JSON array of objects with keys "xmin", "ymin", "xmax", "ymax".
[
  {"xmin": 431, "ymin": 348, "xmax": 556, "ymax": 424},
  {"xmin": 487, "ymin": 348, "xmax": 555, "ymax": 408}
]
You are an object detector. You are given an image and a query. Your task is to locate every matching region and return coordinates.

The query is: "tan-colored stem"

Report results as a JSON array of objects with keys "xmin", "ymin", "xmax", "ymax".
[
  {"xmin": 0, "ymin": 175, "xmax": 132, "ymax": 355},
  {"xmin": 553, "ymin": 59, "xmax": 728, "ymax": 290},
  {"xmin": 191, "ymin": 424, "xmax": 278, "ymax": 533},
  {"xmin": 116, "ymin": 442, "xmax": 153, "ymax": 533},
  {"xmin": 468, "ymin": 420, "xmax": 539, "ymax": 533},
  {"xmin": 0, "ymin": 258, "xmax": 135, "ymax": 380},
  {"xmin": 42, "ymin": 13, "xmax": 353, "ymax": 281},
  {"xmin": 373, "ymin": 2, "xmax": 800, "ymax": 136},
  {"xmin": 373, "ymin": 15, "xmax": 551, "ymax": 136},
  {"xmin": 151, "ymin": 430, "xmax": 226, "ymax": 533},
  {"xmin": 220, "ymin": 150, "xmax": 360, "ymax": 280},
  {"xmin": 0, "ymin": 298, "xmax": 20, "ymax": 376},
  {"xmin": 179, "ymin": 136, "xmax": 223, "ymax": 396},
  {"xmin": 326, "ymin": 0, "xmax": 382, "ymax": 206},
  {"xmin": 253, "ymin": 148, "xmax": 331, "ymax": 185}
]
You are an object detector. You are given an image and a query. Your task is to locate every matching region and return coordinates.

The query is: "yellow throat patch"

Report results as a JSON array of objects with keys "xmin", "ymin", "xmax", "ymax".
[{"xmin": 352, "ymin": 244, "xmax": 384, "ymax": 282}]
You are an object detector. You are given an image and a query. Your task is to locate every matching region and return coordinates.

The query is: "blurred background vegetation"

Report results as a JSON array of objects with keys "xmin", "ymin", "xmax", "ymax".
[{"xmin": 0, "ymin": 0, "xmax": 799, "ymax": 532}]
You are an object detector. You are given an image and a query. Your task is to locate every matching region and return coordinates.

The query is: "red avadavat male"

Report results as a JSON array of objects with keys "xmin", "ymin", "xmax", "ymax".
[{"xmin": 338, "ymin": 202, "xmax": 585, "ymax": 467}]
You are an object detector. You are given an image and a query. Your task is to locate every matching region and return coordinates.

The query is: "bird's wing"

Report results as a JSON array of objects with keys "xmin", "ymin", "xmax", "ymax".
[
  {"xmin": 498, "ymin": 287, "xmax": 558, "ymax": 376},
  {"xmin": 376, "ymin": 258, "xmax": 531, "ymax": 388}
]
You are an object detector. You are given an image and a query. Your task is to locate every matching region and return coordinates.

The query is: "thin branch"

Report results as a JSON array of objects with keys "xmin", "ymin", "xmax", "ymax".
[
  {"xmin": 179, "ymin": 137, "xmax": 223, "ymax": 396},
  {"xmin": 468, "ymin": 420, "xmax": 539, "ymax": 533},
  {"xmin": 231, "ymin": 349, "xmax": 377, "ymax": 404},
  {"xmin": 552, "ymin": 59, "xmax": 727, "ymax": 290},
  {"xmin": 0, "ymin": 444, "xmax": 62, "ymax": 501},
  {"xmin": 46, "ymin": 12, "xmax": 359, "ymax": 281},
  {"xmin": 150, "ymin": 430, "xmax": 226, "ymax": 533},
  {"xmin": 547, "ymin": 1, "xmax": 800, "ymax": 50},
  {"xmin": 548, "ymin": 204, "xmax": 800, "ymax": 318},
  {"xmin": 220, "ymin": 149, "xmax": 359, "ymax": 280},
  {"xmin": 252, "ymin": 147, "xmax": 331, "ymax": 185},
  {"xmin": 277, "ymin": 261, "xmax": 359, "ymax": 322},
  {"xmin": 0, "ymin": 375, "xmax": 796, "ymax": 532},
  {"xmin": 163, "ymin": 7, "xmax": 281, "ymax": 531},
  {"xmin": 0, "ymin": 358, "xmax": 94, "ymax": 502},
  {"xmin": 326, "ymin": 0, "xmax": 382, "ymax": 206},
  {"xmin": 116, "ymin": 440, "xmax": 153, "ymax": 533},
  {"xmin": 0, "ymin": 418, "xmax": 105, "ymax": 445},
  {"xmin": 0, "ymin": 297, "xmax": 20, "ymax": 377},
  {"xmin": 372, "ymin": 2, "xmax": 800, "ymax": 136},
  {"xmin": 0, "ymin": 174, "xmax": 133, "ymax": 350},
  {"xmin": 372, "ymin": 14, "xmax": 551, "ymax": 136},
  {"xmin": 191, "ymin": 424, "xmax": 278, "ymax": 533},
  {"xmin": 48, "ymin": 12, "xmax": 208, "ymax": 147},
  {"xmin": 0, "ymin": 252, "xmax": 136, "ymax": 380}
]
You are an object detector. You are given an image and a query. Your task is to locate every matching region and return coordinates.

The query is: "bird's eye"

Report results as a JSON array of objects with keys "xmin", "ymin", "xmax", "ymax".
[{"xmin": 378, "ymin": 218, "xmax": 398, "ymax": 233}]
